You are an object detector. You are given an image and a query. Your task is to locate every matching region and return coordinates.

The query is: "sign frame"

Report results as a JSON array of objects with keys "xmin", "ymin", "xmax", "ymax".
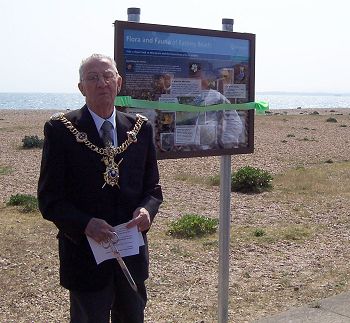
[{"xmin": 114, "ymin": 20, "xmax": 256, "ymax": 159}]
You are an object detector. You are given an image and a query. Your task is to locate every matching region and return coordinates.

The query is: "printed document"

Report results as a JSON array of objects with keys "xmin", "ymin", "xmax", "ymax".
[{"xmin": 87, "ymin": 222, "xmax": 144, "ymax": 265}]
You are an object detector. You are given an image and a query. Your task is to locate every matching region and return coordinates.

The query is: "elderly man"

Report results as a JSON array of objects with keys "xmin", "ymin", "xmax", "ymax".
[{"xmin": 38, "ymin": 54, "xmax": 163, "ymax": 323}]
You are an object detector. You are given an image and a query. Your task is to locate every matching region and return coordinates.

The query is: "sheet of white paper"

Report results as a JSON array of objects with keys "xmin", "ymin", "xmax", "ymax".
[{"xmin": 87, "ymin": 222, "xmax": 145, "ymax": 265}]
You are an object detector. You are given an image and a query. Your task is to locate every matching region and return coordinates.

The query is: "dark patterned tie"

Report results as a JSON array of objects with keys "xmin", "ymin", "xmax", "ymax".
[{"xmin": 101, "ymin": 120, "xmax": 114, "ymax": 147}]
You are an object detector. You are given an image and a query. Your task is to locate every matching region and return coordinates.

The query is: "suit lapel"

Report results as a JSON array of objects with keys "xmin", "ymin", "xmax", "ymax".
[
  {"xmin": 73, "ymin": 106, "xmax": 105, "ymax": 171},
  {"xmin": 115, "ymin": 111, "xmax": 132, "ymax": 150},
  {"xmin": 75, "ymin": 105, "xmax": 103, "ymax": 147}
]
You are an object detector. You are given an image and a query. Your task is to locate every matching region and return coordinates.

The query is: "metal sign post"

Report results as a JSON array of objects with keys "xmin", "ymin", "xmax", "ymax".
[{"xmin": 218, "ymin": 17, "xmax": 234, "ymax": 323}]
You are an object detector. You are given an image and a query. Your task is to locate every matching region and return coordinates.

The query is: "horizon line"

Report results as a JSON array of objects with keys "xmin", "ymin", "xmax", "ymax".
[{"xmin": 0, "ymin": 91, "xmax": 350, "ymax": 96}]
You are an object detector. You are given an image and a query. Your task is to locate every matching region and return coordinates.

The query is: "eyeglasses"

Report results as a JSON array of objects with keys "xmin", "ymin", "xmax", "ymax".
[{"xmin": 83, "ymin": 71, "xmax": 117, "ymax": 84}]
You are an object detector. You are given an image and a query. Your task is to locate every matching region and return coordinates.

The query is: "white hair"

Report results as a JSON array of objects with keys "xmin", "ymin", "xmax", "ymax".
[{"xmin": 79, "ymin": 54, "xmax": 118, "ymax": 81}]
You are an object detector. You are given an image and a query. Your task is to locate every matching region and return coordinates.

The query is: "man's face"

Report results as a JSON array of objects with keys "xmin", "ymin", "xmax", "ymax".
[{"xmin": 78, "ymin": 58, "xmax": 122, "ymax": 114}]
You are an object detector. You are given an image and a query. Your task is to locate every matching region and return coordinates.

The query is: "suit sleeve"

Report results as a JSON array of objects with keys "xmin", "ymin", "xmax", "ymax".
[
  {"xmin": 138, "ymin": 121, "xmax": 163, "ymax": 221},
  {"xmin": 37, "ymin": 120, "xmax": 92, "ymax": 241}
]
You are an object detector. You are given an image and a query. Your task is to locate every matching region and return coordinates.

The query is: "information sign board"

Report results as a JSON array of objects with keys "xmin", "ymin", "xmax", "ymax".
[{"xmin": 114, "ymin": 21, "xmax": 255, "ymax": 159}]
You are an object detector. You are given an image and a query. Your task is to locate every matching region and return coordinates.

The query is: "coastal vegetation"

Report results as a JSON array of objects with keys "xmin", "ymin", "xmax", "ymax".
[
  {"xmin": 21, "ymin": 135, "xmax": 44, "ymax": 149},
  {"xmin": 6, "ymin": 193, "xmax": 38, "ymax": 213}
]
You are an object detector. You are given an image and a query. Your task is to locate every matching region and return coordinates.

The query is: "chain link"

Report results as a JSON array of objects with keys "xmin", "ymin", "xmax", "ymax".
[{"xmin": 51, "ymin": 112, "xmax": 147, "ymax": 157}]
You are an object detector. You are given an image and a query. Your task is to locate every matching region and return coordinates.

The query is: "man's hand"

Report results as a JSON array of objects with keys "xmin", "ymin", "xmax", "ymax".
[
  {"xmin": 84, "ymin": 218, "xmax": 115, "ymax": 243},
  {"xmin": 126, "ymin": 207, "xmax": 151, "ymax": 232}
]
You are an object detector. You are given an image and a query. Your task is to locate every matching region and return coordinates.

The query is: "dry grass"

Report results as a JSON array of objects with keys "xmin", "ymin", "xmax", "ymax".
[
  {"xmin": 0, "ymin": 207, "xmax": 69, "ymax": 322},
  {"xmin": 0, "ymin": 108, "xmax": 350, "ymax": 322}
]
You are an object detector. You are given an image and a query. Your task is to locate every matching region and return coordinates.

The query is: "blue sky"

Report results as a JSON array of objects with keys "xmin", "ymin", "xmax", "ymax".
[{"xmin": 0, "ymin": 0, "xmax": 349, "ymax": 93}]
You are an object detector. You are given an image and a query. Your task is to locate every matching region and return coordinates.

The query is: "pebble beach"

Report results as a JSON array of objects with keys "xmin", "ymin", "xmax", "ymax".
[
  {"xmin": 0, "ymin": 107, "xmax": 349, "ymax": 322},
  {"xmin": 1, "ymin": 108, "xmax": 349, "ymax": 204}
]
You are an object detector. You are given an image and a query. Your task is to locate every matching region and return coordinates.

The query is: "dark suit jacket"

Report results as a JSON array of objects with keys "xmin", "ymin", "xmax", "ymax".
[{"xmin": 38, "ymin": 106, "xmax": 163, "ymax": 292}]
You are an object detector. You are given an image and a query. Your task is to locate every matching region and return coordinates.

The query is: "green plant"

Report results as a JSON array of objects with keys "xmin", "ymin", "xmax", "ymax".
[
  {"xmin": 22, "ymin": 135, "xmax": 44, "ymax": 149},
  {"xmin": 253, "ymin": 228, "xmax": 266, "ymax": 237},
  {"xmin": 326, "ymin": 117, "xmax": 337, "ymax": 123},
  {"xmin": 167, "ymin": 214, "xmax": 218, "ymax": 238},
  {"xmin": 7, "ymin": 194, "xmax": 38, "ymax": 213},
  {"xmin": 231, "ymin": 166, "xmax": 273, "ymax": 193},
  {"xmin": 0, "ymin": 165, "xmax": 12, "ymax": 175},
  {"xmin": 208, "ymin": 175, "xmax": 220, "ymax": 186}
]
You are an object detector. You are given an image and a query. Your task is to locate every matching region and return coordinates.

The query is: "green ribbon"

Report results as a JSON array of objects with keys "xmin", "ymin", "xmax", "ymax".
[{"xmin": 115, "ymin": 96, "xmax": 269, "ymax": 114}]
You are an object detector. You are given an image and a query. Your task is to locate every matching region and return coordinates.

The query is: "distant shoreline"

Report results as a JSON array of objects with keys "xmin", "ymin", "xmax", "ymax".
[
  {"xmin": 256, "ymin": 91, "xmax": 350, "ymax": 96},
  {"xmin": 0, "ymin": 107, "xmax": 349, "ymax": 112},
  {"xmin": 1, "ymin": 91, "xmax": 350, "ymax": 96},
  {"xmin": 1, "ymin": 92, "xmax": 350, "ymax": 110}
]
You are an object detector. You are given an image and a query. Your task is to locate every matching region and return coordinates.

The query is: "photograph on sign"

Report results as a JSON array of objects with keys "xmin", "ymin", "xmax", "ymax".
[{"xmin": 114, "ymin": 21, "xmax": 255, "ymax": 159}]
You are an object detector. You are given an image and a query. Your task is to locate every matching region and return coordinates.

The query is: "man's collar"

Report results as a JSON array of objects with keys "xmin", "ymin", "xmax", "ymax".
[{"xmin": 87, "ymin": 106, "xmax": 116, "ymax": 130}]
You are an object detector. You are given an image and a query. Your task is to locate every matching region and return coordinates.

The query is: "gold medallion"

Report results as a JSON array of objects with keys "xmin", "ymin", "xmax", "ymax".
[{"xmin": 102, "ymin": 157, "xmax": 123, "ymax": 188}]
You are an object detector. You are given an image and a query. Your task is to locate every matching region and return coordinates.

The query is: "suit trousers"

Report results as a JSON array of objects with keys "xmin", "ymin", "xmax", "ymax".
[{"xmin": 69, "ymin": 265, "xmax": 147, "ymax": 323}]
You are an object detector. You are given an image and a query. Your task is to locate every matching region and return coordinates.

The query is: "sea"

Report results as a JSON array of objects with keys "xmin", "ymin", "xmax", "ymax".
[{"xmin": 0, "ymin": 92, "xmax": 350, "ymax": 110}]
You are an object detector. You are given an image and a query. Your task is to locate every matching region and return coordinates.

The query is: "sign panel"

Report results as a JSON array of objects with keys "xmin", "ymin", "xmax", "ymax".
[{"xmin": 114, "ymin": 21, "xmax": 255, "ymax": 159}]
